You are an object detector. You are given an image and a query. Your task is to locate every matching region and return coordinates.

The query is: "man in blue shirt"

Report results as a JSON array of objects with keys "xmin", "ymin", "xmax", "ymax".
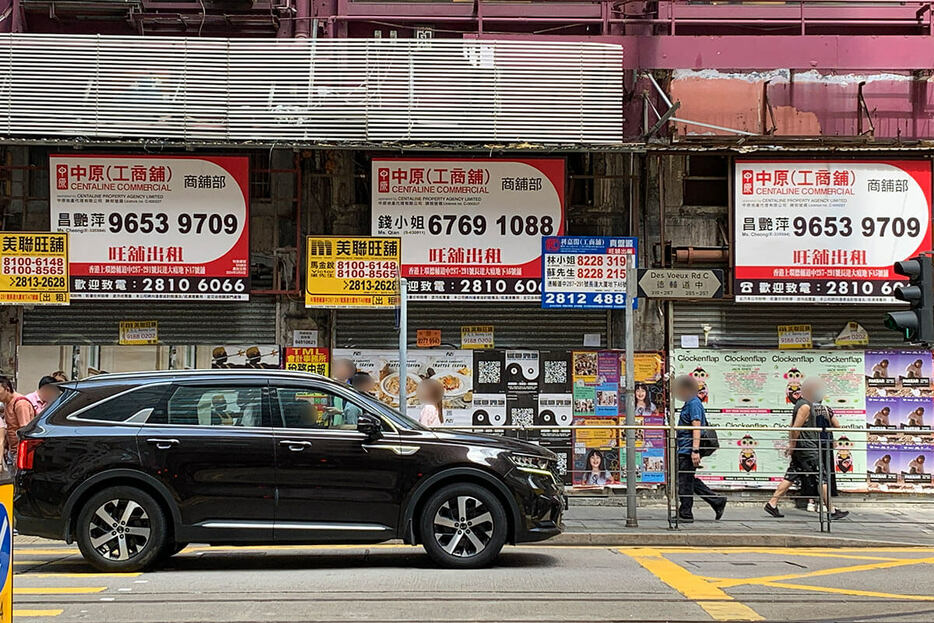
[{"xmin": 674, "ymin": 375, "xmax": 727, "ymax": 523}]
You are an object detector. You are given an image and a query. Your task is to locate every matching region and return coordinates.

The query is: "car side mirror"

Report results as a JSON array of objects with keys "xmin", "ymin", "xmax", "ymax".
[{"xmin": 357, "ymin": 413, "xmax": 382, "ymax": 440}]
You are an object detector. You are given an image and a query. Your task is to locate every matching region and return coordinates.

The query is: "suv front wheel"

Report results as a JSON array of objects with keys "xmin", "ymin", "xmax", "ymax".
[
  {"xmin": 76, "ymin": 486, "xmax": 168, "ymax": 573},
  {"xmin": 419, "ymin": 483, "xmax": 507, "ymax": 569}
]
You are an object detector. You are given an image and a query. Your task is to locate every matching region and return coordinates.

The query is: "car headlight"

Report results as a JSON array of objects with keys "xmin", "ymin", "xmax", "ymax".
[{"xmin": 508, "ymin": 453, "xmax": 554, "ymax": 477}]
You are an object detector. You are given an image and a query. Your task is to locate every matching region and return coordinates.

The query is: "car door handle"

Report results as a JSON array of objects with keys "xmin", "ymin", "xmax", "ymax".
[
  {"xmin": 279, "ymin": 440, "xmax": 312, "ymax": 451},
  {"xmin": 146, "ymin": 438, "xmax": 180, "ymax": 450}
]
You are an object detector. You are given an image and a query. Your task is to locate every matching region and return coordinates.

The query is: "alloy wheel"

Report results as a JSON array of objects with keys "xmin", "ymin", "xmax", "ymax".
[
  {"xmin": 87, "ymin": 498, "xmax": 151, "ymax": 562},
  {"xmin": 432, "ymin": 495, "xmax": 495, "ymax": 558}
]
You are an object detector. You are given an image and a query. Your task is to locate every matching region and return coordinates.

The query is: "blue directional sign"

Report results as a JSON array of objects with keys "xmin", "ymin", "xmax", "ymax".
[{"xmin": 541, "ymin": 236, "xmax": 638, "ymax": 309}]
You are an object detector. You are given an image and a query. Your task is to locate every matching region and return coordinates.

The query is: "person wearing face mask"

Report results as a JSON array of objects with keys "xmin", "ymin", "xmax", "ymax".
[{"xmin": 765, "ymin": 378, "xmax": 848, "ymax": 520}]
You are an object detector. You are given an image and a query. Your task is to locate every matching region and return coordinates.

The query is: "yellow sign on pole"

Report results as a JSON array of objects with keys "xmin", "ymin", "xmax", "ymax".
[
  {"xmin": 0, "ymin": 232, "xmax": 69, "ymax": 305},
  {"xmin": 305, "ymin": 236, "xmax": 400, "ymax": 308},
  {"xmin": 0, "ymin": 476, "xmax": 12, "ymax": 623},
  {"xmin": 119, "ymin": 321, "xmax": 159, "ymax": 345}
]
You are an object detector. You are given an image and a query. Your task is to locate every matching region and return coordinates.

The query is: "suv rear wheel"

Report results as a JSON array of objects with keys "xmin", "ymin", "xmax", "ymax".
[
  {"xmin": 419, "ymin": 483, "xmax": 507, "ymax": 569},
  {"xmin": 76, "ymin": 486, "xmax": 168, "ymax": 572}
]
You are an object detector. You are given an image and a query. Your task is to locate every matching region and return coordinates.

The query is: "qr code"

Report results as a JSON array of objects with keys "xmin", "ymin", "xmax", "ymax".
[
  {"xmin": 478, "ymin": 360, "xmax": 501, "ymax": 385},
  {"xmin": 513, "ymin": 408, "xmax": 534, "ymax": 428},
  {"xmin": 555, "ymin": 453, "xmax": 568, "ymax": 475},
  {"xmin": 543, "ymin": 360, "xmax": 567, "ymax": 385}
]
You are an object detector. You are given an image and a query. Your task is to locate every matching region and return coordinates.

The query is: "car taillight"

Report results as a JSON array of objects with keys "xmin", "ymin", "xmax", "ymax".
[{"xmin": 17, "ymin": 439, "xmax": 42, "ymax": 471}]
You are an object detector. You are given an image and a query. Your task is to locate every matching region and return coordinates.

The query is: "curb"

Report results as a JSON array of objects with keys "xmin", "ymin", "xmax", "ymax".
[{"xmin": 549, "ymin": 532, "xmax": 927, "ymax": 548}]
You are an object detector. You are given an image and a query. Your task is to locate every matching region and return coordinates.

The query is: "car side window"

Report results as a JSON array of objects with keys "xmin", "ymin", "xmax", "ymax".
[
  {"xmin": 273, "ymin": 386, "xmax": 366, "ymax": 431},
  {"xmin": 73, "ymin": 385, "xmax": 169, "ymax": 423},
  {"xmin": 166, "ymin": 386, "xmax": 264, "ymax": 427}
]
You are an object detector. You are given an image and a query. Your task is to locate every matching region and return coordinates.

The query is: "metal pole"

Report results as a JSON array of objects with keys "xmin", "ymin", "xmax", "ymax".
[
  {"xmin": 398, "ymin": 278, "xmax": 408, "ymax": 415},
  {"xmin": 624, "ymin": 254, "xmax": 638, "ymax": 528}
]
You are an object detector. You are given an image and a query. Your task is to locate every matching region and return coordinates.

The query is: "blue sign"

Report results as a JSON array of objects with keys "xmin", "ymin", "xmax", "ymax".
[
  {"xmin": 0, "ymin": 502, "xmax": 10, "ymax": 593},
  {"xmin": 541, "ymin": 236, "xmax": 638, "ymax": 309}
]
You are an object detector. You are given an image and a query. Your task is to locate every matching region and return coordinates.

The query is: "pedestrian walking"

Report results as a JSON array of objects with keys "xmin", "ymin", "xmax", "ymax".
[
  {"xmin": 0, "ymin": 375, "xmax": 37, "ymax": 468},
  {"xmin": 673, "ymin": 375, "xmax": 726, "ymax": 523},
  {"xmin": 24, "ymin": 375, "xmax": 62, "ymax": 415},
  {"xmin": 765, "ymin": 378, "xmax": 849, "ymax": 520}
]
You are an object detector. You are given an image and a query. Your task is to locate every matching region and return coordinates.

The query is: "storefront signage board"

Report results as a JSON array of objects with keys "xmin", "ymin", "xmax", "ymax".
[
  {"xmin": 284, "ymin": 347, "xmax": 330, "ymax": 376},
  {"xmin": 734, "ymin": 160, "xmax": 932, "ymax": 303},
  {"xmin": 372, "ymin": 158, "xmax": 565, "ymax": 301},
  {"xmin": 50, "ymin": 155, "xmax": 250, "ymax": 300},
  {"xmin": 0, "ymin": 232, "xmax": 69, "ymax": 305},
  {"xmin": 304, "ymin": 236, "xmax": 400, "ymax": 309},
  {"xmin": 541, "ymin": 236, "xmax": 637, "ymax": 309}
]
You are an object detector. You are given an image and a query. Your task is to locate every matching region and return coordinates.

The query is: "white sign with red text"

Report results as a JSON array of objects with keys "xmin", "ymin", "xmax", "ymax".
[
  {"xmin": 372, "ymin": 158, "xmax": 565, "ymax": 301},
  {"xmin": 50, "ymin": 155, "xmax": 250, "ymax": 300},
  {"xmin": 734, "ymin": 160, "xmax": 932, "ymax": 303}
]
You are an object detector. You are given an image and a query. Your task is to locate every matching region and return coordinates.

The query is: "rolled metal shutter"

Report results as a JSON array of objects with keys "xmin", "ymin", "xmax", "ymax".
[
  {"xmin": 672, "ymin": 301, "xmax": 904, "ymax": 349},
  {"xmin": 22, "ymin": 298, "xmax": 277, "ymax": 345},
  {"xmin": 336, "ymin": 303, "xmax": 609, "ymax": 349}
]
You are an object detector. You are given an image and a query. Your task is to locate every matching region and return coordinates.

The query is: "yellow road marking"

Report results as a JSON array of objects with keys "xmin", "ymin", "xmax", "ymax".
[
  {"xmin": 620, "ymin": 547, "xmax": 764, "ymax": 621},
  {"xmin": 761, "ymin": 581, "xmax": 934, "ymax": 601},
  {"xmin": 14, "ymin": 586, "xmax": 106, "ymax": 595},
  {"xmin": 18, "ymin": 572, "xmax": 140, "ymax": 578},
  {"xmin": 633, "ymin": 547, "xmax": 934, "ymax": 555},
  {"xmin": 13, "ymin": 610, "xmax": 64, "ymax": 617},
  {"xmin": 711, "ymin": 556, "xmax": 934, "ymax": 589},
  {"xmin": 13, "ymin": 549, "xmax": 80, "ymax": 556}
]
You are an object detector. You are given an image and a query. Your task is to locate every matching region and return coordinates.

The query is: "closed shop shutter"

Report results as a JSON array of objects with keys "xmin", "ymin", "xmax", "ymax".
[
  {"xmin": 672, "ymin": 301, "xmax": 904, "ymax": 349},
  {"xmin": 336, "ymin": 302, "xmax": 609, "ymax": 350},
  {"xmin": 22, "ymin": 298, "xmax": 277, "ymax": 345}
]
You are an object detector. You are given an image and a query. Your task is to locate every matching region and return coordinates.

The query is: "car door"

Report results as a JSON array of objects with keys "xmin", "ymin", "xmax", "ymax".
[
  {"xmin": 137, "ymin": 379, "xmax": 276, "ymax": 542},
  {"xmin": 270, "ymin": 382, "xmax": 402, "ymax": 541}
]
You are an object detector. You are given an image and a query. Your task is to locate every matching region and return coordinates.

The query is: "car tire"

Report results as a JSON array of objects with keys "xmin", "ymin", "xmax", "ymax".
[
  {"xmin": 76, "ymin": 486, "xmax": 168, "ymax": 573},
  {"xmin": 157, "ymin": 541, "xmax": 189, "ymax": 562},
  {"xmin": 419, "ymin": 483, "xmax": 508, "ymax": 569}
]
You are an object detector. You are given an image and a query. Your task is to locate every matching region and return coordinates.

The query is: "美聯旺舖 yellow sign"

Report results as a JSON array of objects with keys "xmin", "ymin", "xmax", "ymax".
[
  {"xmin": 778, "ymin": 324, "xmax": 812, "ymax": 349},
  {"xmin": 305, "ymin": 236, "xmax": 400, "ymax": 309},
  {"xmin": 0, "ymin": 232, "xmax": 69, "ymax": 305},
  {"xmin": 119, "ymin": 321, "xmax": 159, "ymax": 345}
]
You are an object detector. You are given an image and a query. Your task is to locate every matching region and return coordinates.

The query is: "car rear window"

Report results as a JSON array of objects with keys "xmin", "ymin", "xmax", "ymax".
[{"xmin": 72, "ymin": 384, "xmax": 170, "ymax": 423}]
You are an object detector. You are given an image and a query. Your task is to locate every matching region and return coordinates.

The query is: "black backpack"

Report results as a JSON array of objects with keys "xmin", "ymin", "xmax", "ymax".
[{"xmin": 698, "ymin": 413, "xmax": 719, "ymax": 457}]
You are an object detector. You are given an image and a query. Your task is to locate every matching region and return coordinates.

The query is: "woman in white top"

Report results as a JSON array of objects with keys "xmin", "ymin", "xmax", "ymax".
[{"xmin": 417, "ymin": 377, "xmax": 444, "ymax": 427}]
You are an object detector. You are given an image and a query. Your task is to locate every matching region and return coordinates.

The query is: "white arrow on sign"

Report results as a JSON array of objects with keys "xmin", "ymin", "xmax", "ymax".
[{"xmin": 637, "ymin": 269, "xmax": 724, "ymax": 299}]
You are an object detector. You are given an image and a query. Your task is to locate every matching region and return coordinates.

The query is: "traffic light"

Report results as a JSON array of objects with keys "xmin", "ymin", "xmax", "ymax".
[{"xmin": 884, "ymin": 255, "xmax": 934, "ymax": 345}]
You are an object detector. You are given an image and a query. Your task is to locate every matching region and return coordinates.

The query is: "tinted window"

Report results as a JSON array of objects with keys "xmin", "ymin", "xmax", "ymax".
[
  {"xmin": 167, "ymin": 386, "xmax": 263, "ymax": 427},
  {"xmin": 274, "ymin": 387, "xmax": 366, "ymax": 430},
  {"xmin": 75, "ymin": 385, "xmax": 169, "ymax": 422}
]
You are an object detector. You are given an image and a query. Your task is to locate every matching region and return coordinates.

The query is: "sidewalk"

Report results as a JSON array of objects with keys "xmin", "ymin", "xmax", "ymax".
[{"xmin": 553, "ymin": 499, "xmax": 934, "ymax": 547}]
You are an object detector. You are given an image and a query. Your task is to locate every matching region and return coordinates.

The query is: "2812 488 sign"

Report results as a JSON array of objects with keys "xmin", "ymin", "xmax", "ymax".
[{"xmin": 541, "ymin": 236, "xmax": 638, "ymax": 309}]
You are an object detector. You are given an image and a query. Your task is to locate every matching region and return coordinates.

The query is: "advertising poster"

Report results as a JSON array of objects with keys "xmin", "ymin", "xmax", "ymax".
[
  {"xmin": 372, "ymin": 158, "xmax": 565, "ymax": 301},
  {"xmin": 283, "ymin": 347, "xmax": 330, "ymax": 376},
  {"xmin": 541, "ymin": 236, "xmax": 637, "ymax": 309},
  {"xmin": 573, "ymin": 416, "xmax": 620, "ymax": 487},
  {"xmin": 118, "ymin": 321, "xmax": 158, "ymax": 345},
  {"xmin": 671, "ymin": 349, "xmax": 868, "ymax": 489},
  {"xmin": 334, "ymin": 349, "xmax": 474, "ymax": 426},
  {"xmin": 505, "ymin": 350, "xmax": 540, "ymax": 393},
  {"xmin": 734, "ymin": 160, "xmax": 933, "ymax": 303},
  {"xmin": 211, "ymin": 345, "xmax": 280, "ymax": 369},
  {"xmin": 51, "ymin": 155, "xmax": 250, "ymax": 300},
  {"xmin": 305, "ymin": 236, "xmax": 400, "ymax": 309},
  {"xmin": 0, "ymin": 232, "xmax": 69, "ymax": 305}
]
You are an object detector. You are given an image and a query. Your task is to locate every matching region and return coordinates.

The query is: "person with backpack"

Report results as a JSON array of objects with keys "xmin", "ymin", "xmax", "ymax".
[
  {"xmin": 674, "ymin": 375, "xmax": 726, "ymax": 523},
  {"xmin": 0, "ymin": 375, "xmax": 37, "ymax": 470},
  {"xmin": 764, "ymin": 378, "xmax": 849, "ymax": 520}
]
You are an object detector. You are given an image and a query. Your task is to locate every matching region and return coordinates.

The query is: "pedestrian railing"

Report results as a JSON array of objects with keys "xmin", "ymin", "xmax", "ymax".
[{"xmin": 442, "ymin": 422, "xmax": 934, "ymax": 533}]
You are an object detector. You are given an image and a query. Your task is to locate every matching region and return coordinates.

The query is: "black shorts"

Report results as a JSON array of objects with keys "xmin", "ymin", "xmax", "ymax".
[{"xmin": 784, "ymin": 452, "xmax": 827, "ymax": 484}]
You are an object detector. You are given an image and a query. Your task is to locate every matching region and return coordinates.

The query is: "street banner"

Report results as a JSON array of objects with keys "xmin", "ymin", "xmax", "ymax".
[
  {"xmin": 50, "ymin": 155, "xmax": 250, "ymax": 300},
  {"xmin": 0, "ymin": 232, "xmax": 69, "ymax": 305},
  {"xmin": 541, "ymin": 236, "xmax": 638, "ymax": 309},
  {"xmin": 734, "ymin": 160, "xmax": 932, "ymax": 303},
  {"xmin": 305, "ymin": 236, "xmax": 400, "ymax": 308},
  {"xmin": 371, "ymin": 158, "xmax": 565, "ymax": 301},
  {"xmin": 284, "ymin": 347, "xmax": 330, "ymax": 376},
  {"xmin": 118, "ymin": 321, "xmax": 158, "ymax": 345}
]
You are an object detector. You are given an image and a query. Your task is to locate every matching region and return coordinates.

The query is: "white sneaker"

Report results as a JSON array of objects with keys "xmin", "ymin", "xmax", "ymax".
[{"xmin": 806, "ymin": 501, "xmax": 816, "ymax": 512}]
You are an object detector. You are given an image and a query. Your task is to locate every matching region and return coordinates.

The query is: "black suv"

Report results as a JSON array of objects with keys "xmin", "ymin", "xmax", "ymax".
[{"xmin": 15, "ymin": 370, "xmax": 564, "ymax": 571}]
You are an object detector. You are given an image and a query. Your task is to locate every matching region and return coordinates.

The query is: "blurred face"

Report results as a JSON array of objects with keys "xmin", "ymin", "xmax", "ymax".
[
  {"xmin": 802, "ymin": 381, "xmax": 825, "ymax": 402},
  {"xmin": 37, "ymin": 385, "xmax": 61, "ymax": 404},
  {"xmin": 0, "ymin": 385, "xmax": 12, "ymax": 403},
  {"xmin": 334, "ymin": 361, "xmax": 354, "ymax": 381}
]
